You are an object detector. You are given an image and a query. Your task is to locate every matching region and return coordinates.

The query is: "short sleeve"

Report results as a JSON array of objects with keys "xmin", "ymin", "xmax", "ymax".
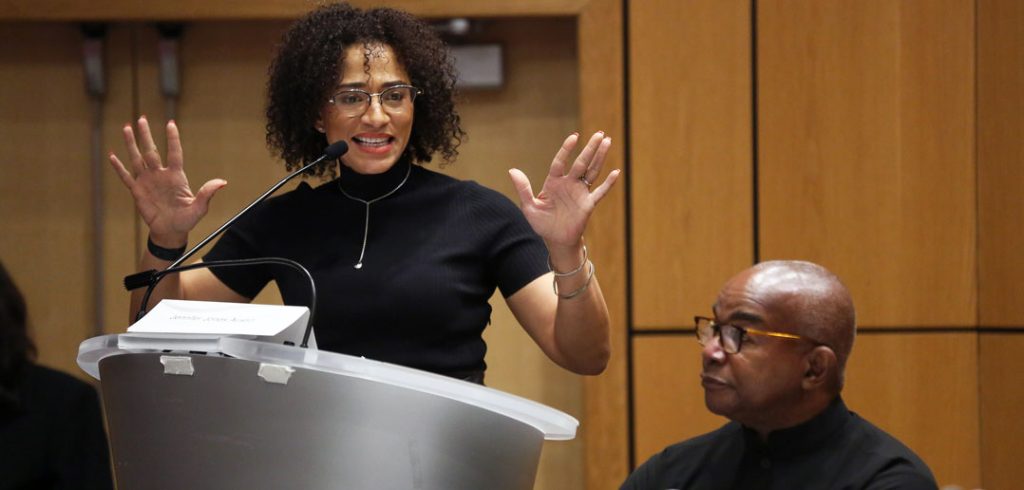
[
  {"xmin": 466, "ymin": 184, "xmax": 549, "ymax": 298},
  {"xmin": 201, "ymin": 184, "xmax": 317, "ymax": 299},
  {"xmin": 202, "ymin": 217, "xmax": 274, "ymax": 299}
]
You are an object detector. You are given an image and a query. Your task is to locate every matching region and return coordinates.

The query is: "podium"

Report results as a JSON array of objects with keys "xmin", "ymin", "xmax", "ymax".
[{"xmin": 78, "ymin": 334, "xmax": 578, "ymax": 490}]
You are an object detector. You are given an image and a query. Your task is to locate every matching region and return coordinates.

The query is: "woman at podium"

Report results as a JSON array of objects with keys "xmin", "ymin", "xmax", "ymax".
[{"xmin": 109, "ymin": 2, "xmax": 619, "ymax": 384}]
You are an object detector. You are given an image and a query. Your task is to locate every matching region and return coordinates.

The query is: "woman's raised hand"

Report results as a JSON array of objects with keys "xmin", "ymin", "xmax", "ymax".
[
  {"xmin": 508, "ymin": 131, "xmax": 620, "ymax": 249},
  {"xmin": 109, "ymin": 116, "xmax": 226, "ymax": 246}
]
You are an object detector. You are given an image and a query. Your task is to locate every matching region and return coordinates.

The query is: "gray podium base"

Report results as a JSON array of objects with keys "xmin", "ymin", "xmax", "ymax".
[{"xmin": 99, "ymin": 353, "xmax": 543, "ymax": 490}]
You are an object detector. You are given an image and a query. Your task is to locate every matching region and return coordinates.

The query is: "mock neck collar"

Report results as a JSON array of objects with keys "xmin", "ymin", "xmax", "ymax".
[
  {"xmin": 741, "ymin": 396, "xmax": 849, "ymax": 458},
  {"xmin": 336, "ymin": 157, "xmax": 413, "ymax": 201}
]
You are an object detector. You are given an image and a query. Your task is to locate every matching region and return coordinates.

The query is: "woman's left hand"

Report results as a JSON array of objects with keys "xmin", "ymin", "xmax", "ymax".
[{"xmin": 509, "ymin": 132, "xmax": 620, "ymax": 249}]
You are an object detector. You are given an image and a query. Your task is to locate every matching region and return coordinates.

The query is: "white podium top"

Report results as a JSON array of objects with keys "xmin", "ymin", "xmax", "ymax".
[{"xmin": 78, "ymin": 334, "xmax": 579, "ymax": 440}]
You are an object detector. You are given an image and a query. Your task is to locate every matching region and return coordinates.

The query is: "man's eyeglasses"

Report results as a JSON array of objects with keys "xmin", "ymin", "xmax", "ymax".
[
  {"xmin": 328, "ymin": 84, "xmax": 422, "ymax": 118},
  {"xmin": 694, "ymin": 316, "xmax": 811, "ymax": 354}
]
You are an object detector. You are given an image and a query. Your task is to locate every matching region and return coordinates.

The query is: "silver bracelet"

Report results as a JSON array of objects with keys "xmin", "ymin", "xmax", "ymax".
[
  {"xmin": 553, "ymin": 260, "xmax": 595, "ymax": 300},
  {"xmin": 548, "ymin": 244, "xmax": 588, "ymax": 277}
]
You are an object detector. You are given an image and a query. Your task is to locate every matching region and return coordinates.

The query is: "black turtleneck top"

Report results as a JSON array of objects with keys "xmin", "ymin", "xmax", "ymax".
[
  {"xmin": 204, "ymin": 161, "xmax": 549, "ymax": 379},
  {"xmin": 620, "ymin": 397, "xmax": 937, "ymax": 490}
]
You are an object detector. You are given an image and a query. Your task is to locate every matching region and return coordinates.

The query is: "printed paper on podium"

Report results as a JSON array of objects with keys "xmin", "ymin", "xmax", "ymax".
[{"xmin": 119, "ymin": 299, "xmax": 313, "ymax": 351}]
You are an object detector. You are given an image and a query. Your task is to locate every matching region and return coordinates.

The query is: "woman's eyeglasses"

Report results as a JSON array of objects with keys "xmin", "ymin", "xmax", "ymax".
[{"xmin": 328, "ymin": 85, "xmax": 421, "ymax": 118}]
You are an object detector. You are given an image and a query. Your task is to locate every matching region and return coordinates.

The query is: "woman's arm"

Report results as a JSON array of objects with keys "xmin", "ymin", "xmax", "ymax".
[
  {"xmin": 110, "ymin": 116, "xmax": 243, "ymax": 321},
  {"xmin": 506, "ymin": 262, "xmax": 611, "ymax": 375},
  {"xmin": 506, "ymin": 132, "xmax": 620, "ymax": 374}
]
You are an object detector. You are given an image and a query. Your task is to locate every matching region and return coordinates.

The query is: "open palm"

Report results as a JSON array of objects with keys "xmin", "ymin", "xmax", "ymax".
[
  {"xmin": 109, "ymin": 117, "xmax": 226, "ymax": 242},
  {"xmin": 509, "ymin": 132, "xmax": 620, "ymax": 248}
]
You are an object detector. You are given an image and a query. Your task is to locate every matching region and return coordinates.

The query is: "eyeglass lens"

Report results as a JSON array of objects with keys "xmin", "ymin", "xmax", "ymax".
[
  {"xmin": 332, "ymin": 86, "xmax": 417, "ymax": 116},
  {"xmin": 695, "ymin": 318, "xmax": 742, "ymax": 354}
]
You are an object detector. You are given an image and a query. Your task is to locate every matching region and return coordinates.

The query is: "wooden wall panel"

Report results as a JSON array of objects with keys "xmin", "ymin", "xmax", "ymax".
[
  {"xmin": 632, "ymin": 336, "xmax": 727, "ymax": 465},
  {"xmin": 978, "ymin": 0, "xmax": 1024, "ymax": 326},
  {"xmin": 979, "ymin": 333, "xmax": 1024, "ymax": 489},
  {"xmin": 977, "ymin": 2, "xmax": 1024, "ymax": 487},
  {"xmin": 0, "ymin": 23, "xmax": 97, "ymax": 376},
  {"xmin": 630, "ymin": 0, "xmax": 752, "ymax": 328},
  {"xmin": 100, "ymin": 26, "xmax": 144, "ymax": 332},
  {"xmin": 578, "ymin": 0, "xmax": 630, "ymax": 487},
  {"xmin": 844, "ymin": 333, "xmax": 980, "ymax": 488},
  {"xmin": 0, "ymin": 0, "xmax": 590, "ymax": 21},
  {"xmin": 757, "ymin": 0, "xmax": 976, "ymax": 327},
  {"xmin": 444, "ymin": 18, "xmax": 583, "ymax": 490}
]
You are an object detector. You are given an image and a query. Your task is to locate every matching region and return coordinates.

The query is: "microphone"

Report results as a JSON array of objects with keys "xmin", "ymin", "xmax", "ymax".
[{"xmin": 125, "ymin": 140, "xmax": 349, "ymax": 347}]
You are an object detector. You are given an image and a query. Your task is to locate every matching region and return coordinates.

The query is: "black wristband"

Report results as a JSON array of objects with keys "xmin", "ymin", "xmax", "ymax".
[{"xmin": 147, "ymin": 236, "xmax": 186, "ymax": 261}]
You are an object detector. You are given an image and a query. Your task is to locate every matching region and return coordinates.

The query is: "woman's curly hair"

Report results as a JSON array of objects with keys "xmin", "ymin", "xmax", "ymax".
[{"xmin": 266, "ymin": 2, "xmax": 464, "ymax": 178}]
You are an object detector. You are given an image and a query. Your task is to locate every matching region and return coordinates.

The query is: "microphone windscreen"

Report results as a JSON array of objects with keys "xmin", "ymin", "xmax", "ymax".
[{"xmin": 324, "ymin": 140, "xmax": 349, "ymax": 159}]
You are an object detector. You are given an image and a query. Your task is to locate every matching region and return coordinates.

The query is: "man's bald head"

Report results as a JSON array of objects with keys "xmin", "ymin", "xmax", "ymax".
[{"xmin": 743, "ymin": 260, "xmax": 856, "ymax": 390}]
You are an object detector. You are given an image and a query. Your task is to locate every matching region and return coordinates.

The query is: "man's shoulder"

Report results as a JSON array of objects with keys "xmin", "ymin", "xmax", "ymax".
[
  {"xmin": 847, "ymin": 410, "xmax": 927, "ymax": 459},
  {"xmin": 620, "ymin": 422, "xmax": 739, "ymax": 490},
  {"xmin": 841, "ymin": 410, "xmax": 938, "ymax": 488}
]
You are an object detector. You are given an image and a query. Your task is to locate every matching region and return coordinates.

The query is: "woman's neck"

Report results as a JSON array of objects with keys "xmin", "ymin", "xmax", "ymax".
[{"xmin": 337, "ymin": 158, "xmax": 413, "ymax": 200}]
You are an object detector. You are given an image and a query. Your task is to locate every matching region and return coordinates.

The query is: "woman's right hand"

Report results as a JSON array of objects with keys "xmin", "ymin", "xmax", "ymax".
[{"xmin": 109, "ymin": 116, "xmax": 226, "ymax": 247}]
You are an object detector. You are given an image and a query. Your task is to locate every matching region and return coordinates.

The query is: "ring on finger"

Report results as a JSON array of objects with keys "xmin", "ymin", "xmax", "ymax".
[{"xmin": 579, "ymin": 175, "xmax": 593, "ymax": 188}]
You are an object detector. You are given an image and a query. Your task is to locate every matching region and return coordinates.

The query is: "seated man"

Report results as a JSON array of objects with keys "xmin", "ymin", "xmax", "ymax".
[{"xmin": 621, "ymin": 260, "xmax": 936, "ymax": 490}]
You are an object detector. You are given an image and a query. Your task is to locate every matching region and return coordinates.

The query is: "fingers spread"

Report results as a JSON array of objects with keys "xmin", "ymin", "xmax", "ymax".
[
  {"xmin": 588, "ymin": 168, "xmax": 621, "ymax": 203},
  {"xmin": 166, "ymin": 120, "xmax": 184, "ymax": 170},
  {"xmin": 508, "ymin": 168, "xmax": 535, "ymax": 207},
  {"xmin": 135, "ymin": 116, "xmax": 164, "ymax": 169},
  {"xmin": 548, "ymin": 133, "xmax": 579, "ymax": 177},
  {"xmin": 136, "ymin": 116, "xmax": 157, "ymax": 152},
  {"xmin": 568, "ymin": 132, "xmax": 605, "ymax": 179},
  {"xmin": 108, "ymin": 153, "xmax": 135, "ymax": 187},
  {"xmin": 194, "ymin": 179, "xmax": 228, "ymax": 210},
  {"xmin": 584, "ymin": 136, "xmax": 612, "ymax": 181},
  {"xmin": 121, "ymin": 124, "xmax": 145, "ymax": 172}
]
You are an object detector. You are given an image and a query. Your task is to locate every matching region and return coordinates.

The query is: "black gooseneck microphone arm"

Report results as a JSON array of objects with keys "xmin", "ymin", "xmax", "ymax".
[{"xmin": 125, "ymin": 140, "xmax": 349, "ymax": 348}]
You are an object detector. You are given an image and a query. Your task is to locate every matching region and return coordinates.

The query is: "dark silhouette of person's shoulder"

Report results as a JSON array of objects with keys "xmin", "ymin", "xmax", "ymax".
[
  {"xmin": 1, "ymin": 363, "xmax": 113, "ymax": 490},
  {"xmin": 20, "ymin": 363, "xmax": 99, "ymax": 411}
]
